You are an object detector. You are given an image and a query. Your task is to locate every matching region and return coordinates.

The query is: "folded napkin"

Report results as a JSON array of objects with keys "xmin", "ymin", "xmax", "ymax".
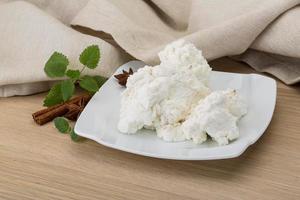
[
  {"xmin": 0, "ymin": 0, "xmax": 300, "ymax": 97},
  {"xmin": 0, "ymin": 1, "xmax": 129, "ymax": 97},
  {"xmin": 71, "ymin": 0, "xmax": 300, "ymax": 84}
]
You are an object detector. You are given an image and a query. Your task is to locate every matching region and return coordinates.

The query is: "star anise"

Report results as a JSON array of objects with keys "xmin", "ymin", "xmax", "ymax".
[{"xmin": 114, "ymin": 68, "xmax": 133, "ymax": 86}]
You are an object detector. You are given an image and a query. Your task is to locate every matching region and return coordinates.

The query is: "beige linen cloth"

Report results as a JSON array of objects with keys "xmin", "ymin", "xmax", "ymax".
[{"xmin": 0, "ymin": 0, "xmax": 300, "ymax": 97}]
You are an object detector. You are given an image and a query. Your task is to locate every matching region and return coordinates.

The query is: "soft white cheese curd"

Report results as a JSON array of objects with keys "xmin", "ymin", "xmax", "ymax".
[
  {"xmin": 118, "ymin": 39, "xmax": 247, "ymax": 145},
  {"xmin": 182, "ymin": 89, "xmax": 247, "ymax": 145}
]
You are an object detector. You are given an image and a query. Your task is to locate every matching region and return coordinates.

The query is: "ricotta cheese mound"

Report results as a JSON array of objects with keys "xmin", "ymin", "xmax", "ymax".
[
  {"xmin": 118, "ymin": 39, "xmax": 247, "ymax": 145},
  {"xmin": 182, "ymin": 89, "xmax": 247, "ymax": 145}
]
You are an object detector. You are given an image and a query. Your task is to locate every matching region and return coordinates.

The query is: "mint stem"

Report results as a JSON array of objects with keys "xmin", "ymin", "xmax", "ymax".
[{"xmin": 80, "ymin": 66, "xmax": 86, "ymax": 75}]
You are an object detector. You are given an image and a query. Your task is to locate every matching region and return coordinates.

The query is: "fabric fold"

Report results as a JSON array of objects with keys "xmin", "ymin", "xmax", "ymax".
[
  {"xmin": 0, "ymin": 0, "xmax": 300, "ymax": 97},
  {"xmin": 0, "ymin": 1, "xmax": 129, "ymax": 97},
  {"xmin": 233, "ymin": 50, "xmax": 300, "ymax": 85},
  {"xmin": 71, "ymin": 0, "xmax": 300, "ymax": 84}
]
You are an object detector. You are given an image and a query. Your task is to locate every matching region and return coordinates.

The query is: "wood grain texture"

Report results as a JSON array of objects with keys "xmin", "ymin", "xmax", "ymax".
[{"xmin": 0, "ymin": 58, "xmax": 299, "ymax": 200}]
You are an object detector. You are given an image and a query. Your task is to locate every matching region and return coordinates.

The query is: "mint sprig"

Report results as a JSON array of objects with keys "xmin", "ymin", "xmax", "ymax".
[
  {"xmin": 41, "ymin": 45, "xmax": 107, "ymax": 142},
  {"xmin": 61, "ymin": 80, "xmax": 75, "ymax": 101},
  {"xmin": 54, "ymin": 117, "xmax": 70, "ymax": 133},
  {"xmin": 44, "ymin": 52, "xmax": 69, "ymax": 77},
  {"xmin": 54, "ymin": 117, "xmax": 82, "ymax": 142},
  {"xmin": 66, "ymin": 69, "xmax": 80, "ymax": 80},
  {"xmin": 79, "ymin": 45, "xmax": 100, "ymax": 69},
  {"xmin": 93, "ymin": 75, "xmax": 107, "ymax": 87},
  {"xmin": 79, "ymin": 76, "xmax": 99, "ymax": 93},
  {"xmin": 43, "ymin": 45, "xmax": 106, "ymax": 107},
  {"xmin": 43, "ymin": 83, "xmax": 63, "ymax": 107},
  {"xmin": 70, "ymin": 129, "xmax": 81, "ymax": 142}
]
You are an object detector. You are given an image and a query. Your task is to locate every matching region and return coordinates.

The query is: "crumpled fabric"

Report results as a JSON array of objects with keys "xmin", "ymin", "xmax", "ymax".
[{"xmin": 0, "ymin": 0, "xmax": 300, "ymax": 97}]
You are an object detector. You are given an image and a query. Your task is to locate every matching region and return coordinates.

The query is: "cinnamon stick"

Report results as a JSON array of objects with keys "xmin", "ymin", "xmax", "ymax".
[
  {"xmin": 32, "ymin": 94, "xmax": 91, "ymax": 125},
  {"xmin": 64, "ymin": 104, "xmax": 82, "ymax": 121}
]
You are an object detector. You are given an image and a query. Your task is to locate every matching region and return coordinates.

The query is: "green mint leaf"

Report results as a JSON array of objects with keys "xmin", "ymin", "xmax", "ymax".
[
  {"xmin": 54, "ymin": 117, "xmax": 70, "ymax": 134},
  {"xmin": 43, "ymin": 83, "xmax": 63, "ymax": 107},
  {"xmin": 79, "ymin": 45, "xmax": 100, "ymax": 69},
  {"xmin": 66, "ymin": 69, "xmax": 80, "ymax": 80},
  {"xmin": 79, "ymin": 76, "xmax": 99, "ymax": 93},
  {"xmin": 61, "ymin": 80, "xmax": 75, "ymax": 101},
  {"xmin": 44, "ymin": 52, "xmax": 69, "ymax": 77},
  {"xmin": 70, "ymin": 129, "xmax": 81, "ymax": 142},
  {"xmin": 93, "ymin": 76, "xmax": 107, "ymax": 87}
]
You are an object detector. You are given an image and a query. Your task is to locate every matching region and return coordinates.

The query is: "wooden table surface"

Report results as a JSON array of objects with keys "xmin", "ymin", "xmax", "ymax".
[{"xmin": 0, "ymin": 58, "xmax": 299, "ymax": 200}]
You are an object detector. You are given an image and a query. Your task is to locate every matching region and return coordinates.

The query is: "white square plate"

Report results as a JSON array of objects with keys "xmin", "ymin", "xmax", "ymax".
[{"xmin": 75, "ymin": 61, "xmax": 277, "ymax": 160}]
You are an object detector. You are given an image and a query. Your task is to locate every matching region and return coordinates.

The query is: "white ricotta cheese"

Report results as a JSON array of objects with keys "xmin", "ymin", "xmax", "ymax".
[
  {"xmin": 182, "ymin": 89, "xmax": 247, "ymax": 145},
  {"xmin": 118, "ymin": 40, "xmax": 211, "ymax": 135},
  {"xmin": 118, "ymin": 39, "xmax": 247, "ymax": 145}
]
